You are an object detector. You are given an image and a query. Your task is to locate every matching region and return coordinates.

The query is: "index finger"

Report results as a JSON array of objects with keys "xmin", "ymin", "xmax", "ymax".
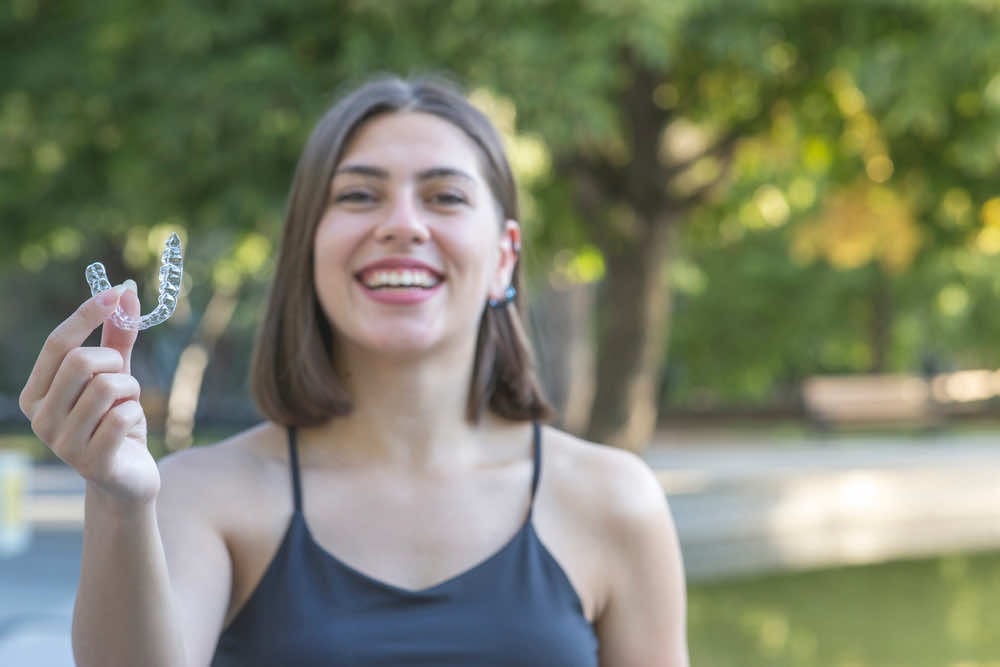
[
  {"xmin": 100, "ymin": 280, "xmax": 140, "ymax": 375},
  {"xmin": 19, "ymin": 286, "xmax": 127, "ymax": 414}
]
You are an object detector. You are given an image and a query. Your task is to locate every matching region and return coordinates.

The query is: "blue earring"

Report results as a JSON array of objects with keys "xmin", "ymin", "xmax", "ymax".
[{"xmin": 488, "ymin": 285, "xmax": 517, "ymax": 308}]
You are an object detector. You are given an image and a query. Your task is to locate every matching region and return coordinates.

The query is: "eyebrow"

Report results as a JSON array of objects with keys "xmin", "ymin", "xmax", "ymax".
[{"xmin": 334, "ymin": 164, "xmax": 476, "ymax": 182}]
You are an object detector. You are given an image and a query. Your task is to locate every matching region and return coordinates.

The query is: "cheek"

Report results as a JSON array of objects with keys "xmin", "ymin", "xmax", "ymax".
[
  {"xmin": 313, "ymin": 215, "xmax": 342, "ymax": 255},
  {"xmin": 443, "ymin": 232, "xmax": 498, "ymax": 292},
  {"xmin": 445, "ymin": 214, "xmax": 502, "ymax": 265},
  {"xmin": 314, "ymin": 213, "xmax": 364, "ymax": 263},
  {"xmin": 312, "ymin": 222, "xmax": 357, "ymax": 296}
]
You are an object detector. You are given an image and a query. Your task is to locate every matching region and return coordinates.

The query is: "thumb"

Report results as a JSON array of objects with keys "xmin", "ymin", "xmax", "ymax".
[{"xmin": 100, "ymin": 279, "xmax": 140, "ymax": 374}]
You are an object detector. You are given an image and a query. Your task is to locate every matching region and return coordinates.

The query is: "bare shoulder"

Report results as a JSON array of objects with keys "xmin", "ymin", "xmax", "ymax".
[
  {"xmin": 542, "ymin": 427, "xmax": 688, "ymax": 664},
  {"xmin": 156, "ymin": 422, "xmax": 287, "ymax": 523},
  {"xmin": 539, "ymin": 425, "xmax": 669, "ymax": 528},
  {"xmin": 150, "ymin": 424, "xmax": 290, "ymax": 663}
]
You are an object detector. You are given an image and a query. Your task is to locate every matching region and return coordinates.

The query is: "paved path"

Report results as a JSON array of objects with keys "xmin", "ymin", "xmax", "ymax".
[
  {"xmin": 0, "ymin": 531, "xmax": 79, "ymax": 667},
  {"xmin": 648, "ymin": 429, "xmax": 1000, "ymax": 580},
  {"xmin": 3, "ymin": 429, "xmax": 1000, "ymax": 665},
  {"xmin": 648, "ymin": 429, "xmax": 1000, "ymax": 489}
]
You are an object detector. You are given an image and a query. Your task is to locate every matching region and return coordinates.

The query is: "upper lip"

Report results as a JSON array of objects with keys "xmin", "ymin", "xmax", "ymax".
[{"xmin": 355, "ymin": 258, "xmax": 446, "ymax": 280}]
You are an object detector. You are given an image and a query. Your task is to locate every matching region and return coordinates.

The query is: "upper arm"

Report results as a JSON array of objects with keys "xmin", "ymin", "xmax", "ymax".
[
  {"xmin": 156, "ymin": 450, "xmax": 233, "ymax": 666},
  {"xmin": 594, "ymin": 450, "xmax": 689, "ymax": 667}
]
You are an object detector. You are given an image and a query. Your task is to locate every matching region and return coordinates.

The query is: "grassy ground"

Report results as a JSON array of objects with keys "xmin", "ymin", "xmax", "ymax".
[
  {"xmin": 658, "ymin": 414, "xmax": 1000, "ymax": 439},
  {"xmin": 0, "ymin": 432, "xmax": 45, "ymax": 459},
  {"xmin": 688, "ymin": 550, "xmax": 1000, "ymax": 667}
]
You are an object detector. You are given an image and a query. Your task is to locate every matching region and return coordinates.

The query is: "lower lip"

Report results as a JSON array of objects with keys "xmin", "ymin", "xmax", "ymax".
[{"xmin": 357, "ymin": 280, "xmax": 444, "ymax": 305}]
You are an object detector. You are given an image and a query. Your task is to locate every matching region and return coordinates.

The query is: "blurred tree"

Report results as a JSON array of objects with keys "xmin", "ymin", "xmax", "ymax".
[
  {"xmin": 417, "ymin": 0, "xmax": 1000, "ymax": 447},
  {"xmin": 1, "ymin": 2, "xmax": 356, "ymax": 442},
  {"xmin": 6, "ymin": 1, "xmax": 1000, "ymax": 450},
  {"xmin": 667, "ymin": 1, "xmax": 1000, "ymax": 410}
]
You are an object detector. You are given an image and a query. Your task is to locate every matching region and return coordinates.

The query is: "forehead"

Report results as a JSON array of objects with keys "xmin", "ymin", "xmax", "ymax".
[{"xmin": 338, "ymin": 111, "xmax": 485, "ymax": 177}]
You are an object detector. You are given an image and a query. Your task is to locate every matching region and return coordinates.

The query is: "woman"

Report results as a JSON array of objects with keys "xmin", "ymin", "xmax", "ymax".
[{"xmin": 19, "ymin": 74, "xmax": 689, "ymax": 666}]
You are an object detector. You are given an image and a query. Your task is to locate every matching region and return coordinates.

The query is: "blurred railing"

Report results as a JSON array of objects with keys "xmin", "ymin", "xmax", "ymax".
[
  {"xmin": 802, "ymin": 374, "xmax": 938, "ymax": 429},
  {"xmin": 0, "ymin": 451, "xmax": 29, "ymax": 557},
  {"xmin": 802, "ymin": 370, "xmax": 1000, "ymax": 430}
]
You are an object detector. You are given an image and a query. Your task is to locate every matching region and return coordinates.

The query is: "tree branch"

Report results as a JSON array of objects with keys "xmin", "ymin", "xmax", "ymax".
[{"xmin": 664, "ymin": 125, "xmax": 745, "ymax": 180}]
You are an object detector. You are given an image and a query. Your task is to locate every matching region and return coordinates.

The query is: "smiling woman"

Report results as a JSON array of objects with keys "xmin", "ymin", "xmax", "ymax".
[
  {"xmin": 318, "ymin": 112, "xmax": 522, "ymax": 373},
  {"xmin": 251, "ymin": 78, "xmax": 550, "ymax": 428},
  {"xmin": 19, "ymin": 74, "xmax": 689, "ymax": 667}
]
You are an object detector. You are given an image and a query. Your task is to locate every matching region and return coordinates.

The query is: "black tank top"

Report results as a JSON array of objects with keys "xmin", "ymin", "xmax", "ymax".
[{"xmin": 211, "ymin": 422, "xmax": 599, "ymax": 666}]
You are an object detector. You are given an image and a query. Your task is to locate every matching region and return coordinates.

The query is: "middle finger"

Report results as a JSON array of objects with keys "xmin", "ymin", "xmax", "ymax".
[
  {"xmin": 38, "ymin": 347, "xmax": 126, "ymax": 424},
  {"xmin": 61, "ymin": 372, "xmax": 142, "ymax": 453}
]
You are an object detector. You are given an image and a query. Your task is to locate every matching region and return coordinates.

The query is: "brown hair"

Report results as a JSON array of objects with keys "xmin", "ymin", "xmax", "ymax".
[{"xmin": 250, "ymin": 74, "xmax": 554, "ymax": 427}]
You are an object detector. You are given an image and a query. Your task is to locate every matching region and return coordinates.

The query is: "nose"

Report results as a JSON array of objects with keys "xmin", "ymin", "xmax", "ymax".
[{"xmin": 374, "ymin": 192, "xmax": 430, "ymax": 244}]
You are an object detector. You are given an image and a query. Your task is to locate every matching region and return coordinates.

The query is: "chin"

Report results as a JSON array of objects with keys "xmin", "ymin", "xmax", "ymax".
[
  {"xmin": 333, "ymin": 316, "xmax": 478, "ymax": 362},
  {"xmin": 359, "ymin": 329, "xmax": 447, "ymax": 357}
]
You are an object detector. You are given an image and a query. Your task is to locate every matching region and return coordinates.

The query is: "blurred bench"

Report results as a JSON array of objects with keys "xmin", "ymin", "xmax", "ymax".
[{"xmin": 801, "ymin": 374, "xmax": 939, "ymax": 430}]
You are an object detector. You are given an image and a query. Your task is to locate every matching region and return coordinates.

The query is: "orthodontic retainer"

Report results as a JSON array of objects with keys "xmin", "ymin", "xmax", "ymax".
[{"xmin": 85, "ymin": 232, "xmax": 184, "ymax": 330}]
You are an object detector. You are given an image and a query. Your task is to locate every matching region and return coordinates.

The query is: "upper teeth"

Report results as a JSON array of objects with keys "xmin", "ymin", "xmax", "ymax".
[{"xmin": 362, "ymin": 270, "xmax": 441, "ymax": 288}]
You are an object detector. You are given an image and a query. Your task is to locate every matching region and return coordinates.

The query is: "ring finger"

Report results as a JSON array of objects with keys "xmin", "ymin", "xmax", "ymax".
[{"xmin": 57, "ymin": 372, "xmax": 141, "ymax": 460}]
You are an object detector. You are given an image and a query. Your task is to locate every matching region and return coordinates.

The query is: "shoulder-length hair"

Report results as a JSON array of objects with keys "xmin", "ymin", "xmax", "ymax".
[{"xmin": 250, "ymin": 74, "xmax": 554, "ymax": 427}]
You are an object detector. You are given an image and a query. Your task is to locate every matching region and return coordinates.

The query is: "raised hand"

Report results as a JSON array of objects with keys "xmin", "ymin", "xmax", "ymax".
[{"xmin": 19, "ymin": 282, "xmax": 160, "ymax": 506}]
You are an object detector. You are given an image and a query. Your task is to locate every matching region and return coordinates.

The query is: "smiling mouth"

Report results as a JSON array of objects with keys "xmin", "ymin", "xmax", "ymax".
[{"xmin": 355, "ymin": 269, "xmax": 444, "ymax": 290}]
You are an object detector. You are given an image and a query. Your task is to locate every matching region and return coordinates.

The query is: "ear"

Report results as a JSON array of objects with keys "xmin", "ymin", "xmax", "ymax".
[{"xmin": 489, "ymin": 220, "xmax": 521, "ymax": 299}]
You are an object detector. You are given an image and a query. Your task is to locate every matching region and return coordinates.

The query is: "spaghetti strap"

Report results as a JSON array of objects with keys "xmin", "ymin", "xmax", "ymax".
[
  {"xmin": 287, "ymin": 427, "xmax": 303, "ymax": 512},
  {"xmin": 288, "ymin": 425, "xmax": 536, "ymax": 513},
  {"xmin": 213, "ymin": 417, "xmax": 599, "ymax": 666},
  {"xmin": 529, "ymin": 421, "xmax": 541, "ymax": 502}
]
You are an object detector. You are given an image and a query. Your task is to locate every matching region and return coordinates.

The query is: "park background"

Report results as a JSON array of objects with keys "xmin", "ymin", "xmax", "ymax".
[{"xmin": 5, "ymin": 1, "xmax": 1000, "ymax": 665}]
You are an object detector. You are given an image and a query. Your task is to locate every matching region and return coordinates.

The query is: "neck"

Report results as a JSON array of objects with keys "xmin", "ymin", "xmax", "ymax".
[{"xmin": 306, "ymin": 336, "xmax": 509, "ymax": 470}]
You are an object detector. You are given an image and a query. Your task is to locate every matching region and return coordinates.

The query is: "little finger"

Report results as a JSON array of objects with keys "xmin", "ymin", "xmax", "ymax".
[{"xmin": 80, "ymin": 399, "xmax": 147, "ymax": 480}]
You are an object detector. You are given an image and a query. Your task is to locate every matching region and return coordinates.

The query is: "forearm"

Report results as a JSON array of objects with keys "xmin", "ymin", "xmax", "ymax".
[{"xmin": 73, "ymin": 484, "xmax": 189, "ymax": 667}]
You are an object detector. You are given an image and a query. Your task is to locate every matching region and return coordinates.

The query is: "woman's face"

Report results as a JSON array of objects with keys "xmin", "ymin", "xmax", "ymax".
[{"xmin": 314, "ymin": 111, "xmax": 520, "ymax": 360}]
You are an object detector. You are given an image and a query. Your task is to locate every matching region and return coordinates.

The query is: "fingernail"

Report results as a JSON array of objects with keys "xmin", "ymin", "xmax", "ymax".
[
  {"xmin": 123, "ymin": 279, "xmax": 137, "ymax": 293},
  {"xmin": 97, "ymin": 284, "xmax": 127, "ymax": 307}
]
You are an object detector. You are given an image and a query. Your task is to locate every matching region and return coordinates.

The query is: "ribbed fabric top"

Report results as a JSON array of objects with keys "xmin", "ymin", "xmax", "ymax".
[{"xmin": 211, "ymin": 422, "xmax": 599, "ymax": 666}]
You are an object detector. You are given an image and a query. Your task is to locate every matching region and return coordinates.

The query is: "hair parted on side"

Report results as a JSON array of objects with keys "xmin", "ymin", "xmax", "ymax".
[{"xmin": 249, "ymin": 73, "xmax": 554, "ymax": 428}]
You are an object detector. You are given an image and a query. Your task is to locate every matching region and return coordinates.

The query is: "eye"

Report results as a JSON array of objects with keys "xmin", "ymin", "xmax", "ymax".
[
  {"xmin": 429, "ymin": 191, "xmax": 469, "ymax": 206},
  {"xmin": 333, "ymin": 189, "xmax": 376, "ymax": 204}
]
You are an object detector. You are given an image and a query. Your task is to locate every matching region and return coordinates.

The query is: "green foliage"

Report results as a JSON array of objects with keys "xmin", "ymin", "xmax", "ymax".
[
  {"xmin": 689, "ymin": 550, "xmax": 1000, "ymax": 667},
  {"xmin": 661, "ymin": 1, "xmax": 1000, "ymax": 406},
  {"xmin": 6, "ymin": 0, "xmax": 1000, "ymax": 411}
]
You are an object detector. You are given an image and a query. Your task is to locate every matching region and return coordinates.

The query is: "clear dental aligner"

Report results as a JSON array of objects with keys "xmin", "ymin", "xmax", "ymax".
[{"xmin": 85, "ymin": 233, "xmax": 184, "ymax": 330}]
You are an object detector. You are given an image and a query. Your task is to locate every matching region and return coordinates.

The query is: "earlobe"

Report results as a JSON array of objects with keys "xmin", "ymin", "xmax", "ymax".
[
  {"xmin": 488, "ymin": 285, "xmax": 518, "ymax": 308},
  {"xmin": 489, "ymin": 221, "xmax": 521, "ymax": 304}
]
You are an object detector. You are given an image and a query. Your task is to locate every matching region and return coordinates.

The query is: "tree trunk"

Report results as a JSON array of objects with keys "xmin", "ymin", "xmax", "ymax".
[
  {"xmin": 558, "ymin": 283, "xmax": 597, "ymax": 435},
  {"xmin": 530, "ymin": 281, "xmax": 597, "ymax": 435},
  {"xmin": 164, "ymin": 284, "xmax": 239, "ymax": 450},
  {"xmin": 585, "ymin": 219, "xmax": 677, "ymax": 451},
  {"xmin": 573, "ymin": 51, "xmax": 682, "ymax": 452},
  {"xmin": 869, "ymin": 267, "xmax": 893, "ymax": 373},
  {"xmin": 566, "ymin": 51, "xmax": 740, "ymax": 451}
]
